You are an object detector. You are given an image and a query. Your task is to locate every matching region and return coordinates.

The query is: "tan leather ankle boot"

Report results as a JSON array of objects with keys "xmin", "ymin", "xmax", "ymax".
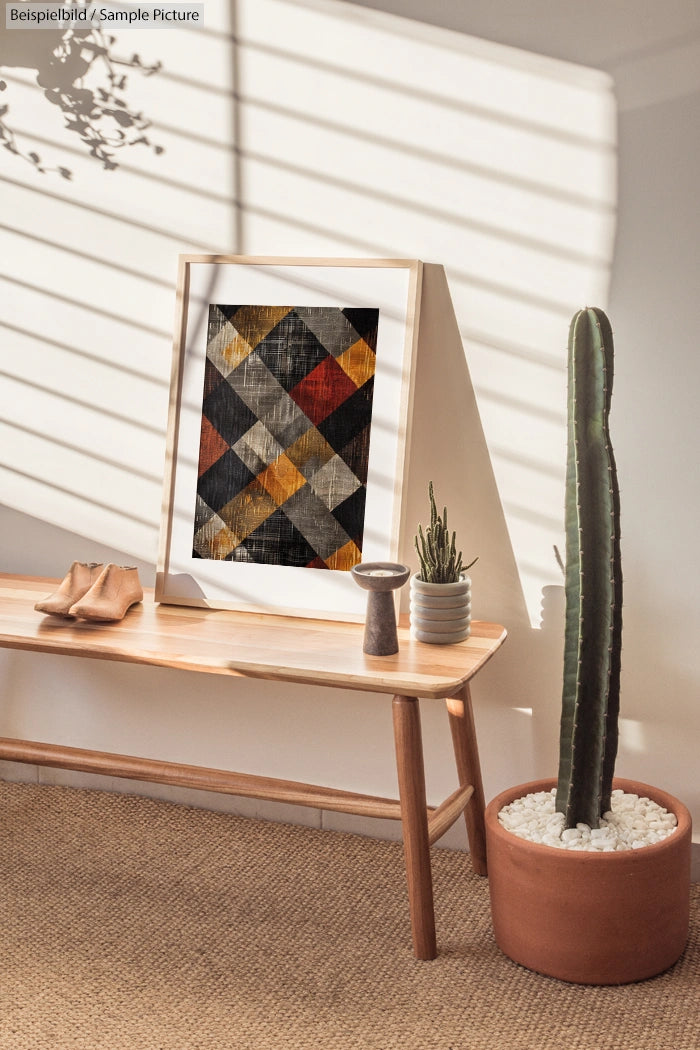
[
  {"xmin": 69, "ymin": 564, "xmax": 143, "ymax": 622},
  {"xmin": 34, "ymin": 562, "xmax": 104, "ymax": 617}
]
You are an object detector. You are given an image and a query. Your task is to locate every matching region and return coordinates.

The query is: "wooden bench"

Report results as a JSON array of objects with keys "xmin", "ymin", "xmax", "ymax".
[{"xmin": 0, "ymin": 572, "xmax": 506, "ymax": 959}]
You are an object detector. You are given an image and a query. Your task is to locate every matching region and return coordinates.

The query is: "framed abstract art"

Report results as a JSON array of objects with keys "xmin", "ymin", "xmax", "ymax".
[{"xmin": 156, "ymin": 256, "xmax": 422, "ymax": 619}]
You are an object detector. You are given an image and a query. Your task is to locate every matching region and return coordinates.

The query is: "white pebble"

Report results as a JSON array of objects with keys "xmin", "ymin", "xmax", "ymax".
[{"xmin": 498, "ymin": 789, "xmax": 678, "ymax": 852}]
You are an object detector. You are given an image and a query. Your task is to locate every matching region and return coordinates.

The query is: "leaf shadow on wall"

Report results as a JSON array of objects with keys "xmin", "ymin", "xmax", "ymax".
[{"xmin": 0, "ymin": 20, "xmax": 163, "ymax": 175}]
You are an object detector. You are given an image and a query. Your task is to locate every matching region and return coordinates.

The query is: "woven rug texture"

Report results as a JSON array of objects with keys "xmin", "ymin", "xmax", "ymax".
[{"xmin": 1, "ymin": 780, "xmax": 698, "ymax": 1050}]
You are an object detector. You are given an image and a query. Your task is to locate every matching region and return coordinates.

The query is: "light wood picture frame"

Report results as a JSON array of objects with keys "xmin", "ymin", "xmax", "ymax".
[{"xmin": 156, "ymin": 255, "xmax": 422, "ymax": 620}]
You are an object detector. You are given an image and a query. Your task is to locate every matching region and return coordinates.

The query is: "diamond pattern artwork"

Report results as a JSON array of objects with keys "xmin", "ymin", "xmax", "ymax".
[{"xmin": 193, "ymin": 305, "xmax": 379, "ymax": 570}]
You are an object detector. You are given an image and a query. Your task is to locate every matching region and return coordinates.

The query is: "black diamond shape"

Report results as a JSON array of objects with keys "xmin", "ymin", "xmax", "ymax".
[
  {"xmin": 202, "ymin": 356, "xmax": 228, "ymax": 400},
  {"xmin": 234, "ymin": 507, "xmax": 320, "ymax": 567},
  {"xmin": 202, "ymin": 374, "xmax": 257, "ymax": 448},
  {"xmin": 317, "ymin": 377, "xmax": 374, "ymax": 454},
  {"xmin": 337, "ymin": 424, "xmax": 372, "ymax": 485},
  {"xmin": 255, "ymin": 311, "xmax": 330, "ymax": 392},
  {"xmin": 196, "ymin": 448, "xmax": 255, "ymax": 515},
  {"xmin": 211, "ymin": 305, "xmax": 244, "ymax": 326},
  {"xmin": 342, "ymin": 308, "xmax": 379, "ymax": 348},
  {"xmin": 330, "ymin": 486, "xmax": 367, "ymax": 549}
]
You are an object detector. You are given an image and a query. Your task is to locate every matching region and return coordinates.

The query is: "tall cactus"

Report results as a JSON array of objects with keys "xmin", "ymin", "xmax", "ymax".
[{"xmin": 556, "ymin": 308, "xmax": 623, "ymax": 829}]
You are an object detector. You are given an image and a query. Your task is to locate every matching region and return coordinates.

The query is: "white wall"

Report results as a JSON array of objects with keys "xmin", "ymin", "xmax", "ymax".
[{"xmin": 1, "ymin": 0, "xmax": 698, "ymax": 855}]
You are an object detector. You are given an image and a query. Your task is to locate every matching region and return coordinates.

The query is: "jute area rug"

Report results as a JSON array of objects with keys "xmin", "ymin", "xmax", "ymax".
[{"xmin": 1, "ymin": 781, "xmax": 698, "ymax": 1050}]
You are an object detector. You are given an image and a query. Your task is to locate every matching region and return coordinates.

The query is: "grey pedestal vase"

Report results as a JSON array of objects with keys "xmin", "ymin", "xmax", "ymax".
[{"xmin": 351, "ymin": 562, "xmax": 410, "ymax": 655}]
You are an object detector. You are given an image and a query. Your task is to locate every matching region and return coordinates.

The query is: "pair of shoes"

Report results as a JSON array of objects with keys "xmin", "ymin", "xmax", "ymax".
[
  {"xmin": 34, "ymin": 561, "xmax": 103, "ymax": 617},
  {"xmin": 34, "ymin": 562, "xmax": 143, "ymax": 622}
]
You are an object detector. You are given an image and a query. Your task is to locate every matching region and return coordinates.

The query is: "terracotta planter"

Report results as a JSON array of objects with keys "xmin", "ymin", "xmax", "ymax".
[
  {"xmin": 409, "ymin": 573, "xmax": 471, "ymax": 644},
  {"xmin": 485, "ymin": 778, "xmax": 692, "ymax": 985}
]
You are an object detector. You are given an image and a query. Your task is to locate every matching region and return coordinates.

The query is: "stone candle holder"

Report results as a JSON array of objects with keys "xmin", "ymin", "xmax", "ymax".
[{"xmin": 350, "ymin": 562, "xmax": 410, "ymax": 656}]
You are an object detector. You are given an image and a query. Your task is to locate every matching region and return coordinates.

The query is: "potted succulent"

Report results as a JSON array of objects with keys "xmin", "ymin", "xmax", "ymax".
[
  {"xmin": 410, "ymin": 482, "xmax": 477, "ymax": 644},
  {"xmin": 485, "ymin": 308, "xmax": 692, "ymax": 985}
]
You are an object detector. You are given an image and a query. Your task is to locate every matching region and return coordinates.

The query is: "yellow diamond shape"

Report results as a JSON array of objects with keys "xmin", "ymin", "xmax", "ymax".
[
  {"xmin": 231, "ymin": 306, "xmax": 293, "ymax": 351},
  {"xmin": 325, "ymin": 539, "xmax": 362, "ymax": 571},
  {"xmin": 285, "ymin": 427, "xmax": 336, "ymax": 473},
  {"xmin": 258, "ymin": 453, "xmax": 307, "ymax": 507},
  {"xmin": 336, "ymin": 337, "xmax": 376, "ymax": 389},
  {"xmin": 219, "ymin": 480, "xmax": 278, "ymax": 544},
  {"xmin": 206, "ymin": 524, "xmax": 239, "ymax": 560}
]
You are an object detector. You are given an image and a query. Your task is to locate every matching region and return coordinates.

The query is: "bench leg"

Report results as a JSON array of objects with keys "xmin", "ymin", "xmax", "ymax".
[
  {"xmin": 446, "ymin": 684, "xmax": 487, "ymax": 875},
  {"xmin": 392, "ymin": 694, "xmax": 436, "ymax": 960}
]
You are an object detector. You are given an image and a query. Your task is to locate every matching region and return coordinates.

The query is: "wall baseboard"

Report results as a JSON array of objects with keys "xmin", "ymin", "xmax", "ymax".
[{"xmin": 1, "ymin": 761, "xmax": 697, "ymax": 878}]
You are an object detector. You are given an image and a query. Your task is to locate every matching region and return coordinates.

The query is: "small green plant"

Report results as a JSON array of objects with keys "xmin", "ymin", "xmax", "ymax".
[{"xmin": 414, "ymin": 482, "xmax": 477, "ymax": 584}]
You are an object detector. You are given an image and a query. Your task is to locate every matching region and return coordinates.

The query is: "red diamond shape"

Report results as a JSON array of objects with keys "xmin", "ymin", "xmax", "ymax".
[
  {"xmin": 197, "ymin": 414, "xmax": 230, "ymax": 477},
  {"xmin": 288, "ymin": 355, "xmax": 357, "ymax": 426}
]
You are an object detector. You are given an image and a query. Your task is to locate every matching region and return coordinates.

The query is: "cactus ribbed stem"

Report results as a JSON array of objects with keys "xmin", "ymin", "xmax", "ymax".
[{"xmin": 556, "ymin": 308, "xmax": 623, "ymax": 829}]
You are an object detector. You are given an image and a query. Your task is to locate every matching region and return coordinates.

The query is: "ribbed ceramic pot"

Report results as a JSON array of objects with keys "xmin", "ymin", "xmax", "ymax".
[
  {"xmin": 409, "ymin": 573, "xmax": 471, "ymax": 644},
  {"xmin": 485, "ymin": 778, "xmax": 692, "ymax": 985}
]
